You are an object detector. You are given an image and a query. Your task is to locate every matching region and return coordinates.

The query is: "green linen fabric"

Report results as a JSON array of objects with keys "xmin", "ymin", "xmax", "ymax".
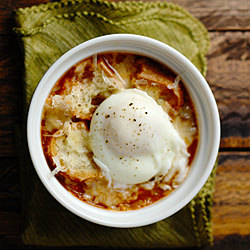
[{"xmin": 14, "ymin": 0, "xmax": 215, "ymax": 247}]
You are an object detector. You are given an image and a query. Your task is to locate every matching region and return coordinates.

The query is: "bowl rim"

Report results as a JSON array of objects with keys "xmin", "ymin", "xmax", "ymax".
[{"xmin": 27, "ymin": 34, "xmax": 220, "ymax": 228}]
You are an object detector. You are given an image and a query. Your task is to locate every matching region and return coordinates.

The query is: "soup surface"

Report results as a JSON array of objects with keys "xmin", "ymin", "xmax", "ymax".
[{"xmin": 41, "ymin": 53, "xmax": 198, "ymax": 210}]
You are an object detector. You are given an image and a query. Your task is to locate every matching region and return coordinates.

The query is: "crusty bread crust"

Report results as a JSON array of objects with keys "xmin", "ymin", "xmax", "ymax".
[{"xmin": 49, "ymin": 122, "xmax": 100, "ymax": 181}]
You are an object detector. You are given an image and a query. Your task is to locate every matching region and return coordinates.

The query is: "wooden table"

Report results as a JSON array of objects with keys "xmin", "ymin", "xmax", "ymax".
[{"xmin": 0, "ymin": 0, "xmax": 249, "ymax": 249}]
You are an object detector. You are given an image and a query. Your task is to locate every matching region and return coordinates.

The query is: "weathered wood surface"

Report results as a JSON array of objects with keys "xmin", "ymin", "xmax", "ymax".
[
  {"xmin": 0, "ymin": 0, "xmax": 249, "ymax": 249},
  {"xmin": 207, "ymin": 32, "xmax": 250, "ymax": 148},
  {"xmin": 171, "ymin": 0, "xmax": 250, "ymax": 31},
  {"xmin": 212, "ymin": 152, "xmax": 250, "ymax": 237}
]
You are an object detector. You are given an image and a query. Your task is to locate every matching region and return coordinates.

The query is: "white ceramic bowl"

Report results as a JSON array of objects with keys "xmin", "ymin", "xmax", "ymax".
[{"xmin": 27, "ymin": 34, "xmax": 220, "ymax": 228}]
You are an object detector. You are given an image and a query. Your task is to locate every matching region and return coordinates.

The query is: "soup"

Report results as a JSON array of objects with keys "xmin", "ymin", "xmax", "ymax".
[{"xmin": 41, "ymin": 53, "xmax": 198, "ymax": 211}]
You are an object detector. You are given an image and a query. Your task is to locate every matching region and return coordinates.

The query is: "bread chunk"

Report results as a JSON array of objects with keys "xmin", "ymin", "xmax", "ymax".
[
  {"xmin": 49, "ymin": 121, "xmax": 100, "ymax": 181},
  {"xmin": 133, "ymin": 59, "xmax": 184, "ymax": 110}
]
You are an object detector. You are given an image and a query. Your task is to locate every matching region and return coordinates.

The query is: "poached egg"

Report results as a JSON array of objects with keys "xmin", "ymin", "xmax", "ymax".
[{"xmin": 89, "ymin": 89, "xmax": 189, "ymax": 185}]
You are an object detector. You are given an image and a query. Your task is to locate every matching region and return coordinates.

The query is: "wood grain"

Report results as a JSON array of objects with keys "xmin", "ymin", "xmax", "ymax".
[
  {"xmin": 171, "ymin": 0, "xmax": 250, "ymax": 30},
  {"xmin": 212, "ymin": 152, "xmax": 250, "ymax": 237},
  {"xmin": 207, "ymin": 32, "xmax": 250, "ymax": 148}
]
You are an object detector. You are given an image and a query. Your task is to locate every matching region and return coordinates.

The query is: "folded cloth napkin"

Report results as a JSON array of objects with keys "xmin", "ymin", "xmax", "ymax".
[{"xmin": 14, "ymin": 0, "xmax": 215, "ymax": 247}]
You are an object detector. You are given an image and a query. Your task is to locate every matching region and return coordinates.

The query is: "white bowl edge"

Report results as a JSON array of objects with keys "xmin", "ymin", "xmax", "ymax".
[{"xmin": 27, "ymin": 34, "xmax": 220, "ymax": 228}]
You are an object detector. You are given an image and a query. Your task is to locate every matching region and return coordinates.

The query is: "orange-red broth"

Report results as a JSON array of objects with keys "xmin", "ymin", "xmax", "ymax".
[{"xmin": 41, "ymin": 53, "xmax": 198, "ymax": 211}]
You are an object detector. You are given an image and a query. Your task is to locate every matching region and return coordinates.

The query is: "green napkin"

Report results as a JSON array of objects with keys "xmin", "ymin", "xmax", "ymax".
[{"xmin": 14, "ymin": 0, "xmax": 215, "ymax": 247}]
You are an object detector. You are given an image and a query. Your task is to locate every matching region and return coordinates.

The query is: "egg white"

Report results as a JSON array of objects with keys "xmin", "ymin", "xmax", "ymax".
[{"xmin": 89, "ymin": 89, "xmax": 189, "ymax": 185}]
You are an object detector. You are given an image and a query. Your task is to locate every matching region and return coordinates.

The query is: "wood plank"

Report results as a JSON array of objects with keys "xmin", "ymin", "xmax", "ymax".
[
  {"xmin": 211, "ymin": 235, "xmax": 250, "ymax": 250},
  {"xmin": 171, "ymin": 0, "xmax": 250, "ymax": 31},
  {"xmin": 0, "ymin": 78, "xmax": 22, "ymax": 157},
  {"xmin": 207, "ymin": 32, "xmax": 250, "ymax": 148},
  {"xmin": 0, "ymin": 0, "xmax": 51, "ymax": 35},
  {"xmin": 0, "ymin": 211, "xmax": 20, "ymax": 235},
  {"xmin": 212, "ymin": 152, "xmax": 250, "ymax": 237},
  {"xmin": 0, "ymin": 158, "xmax": 21, "ymax": 213},
  {"xmin": 213, "ymin": 205, "xmax": 250, "ymax": 236}
]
